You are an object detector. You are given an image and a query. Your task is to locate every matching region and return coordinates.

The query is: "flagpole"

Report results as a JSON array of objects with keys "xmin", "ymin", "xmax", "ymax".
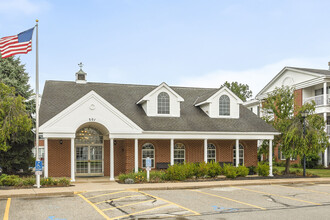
[{"xmin": 35, "ymin": 19, "xmax": 40, "ymax": 189}]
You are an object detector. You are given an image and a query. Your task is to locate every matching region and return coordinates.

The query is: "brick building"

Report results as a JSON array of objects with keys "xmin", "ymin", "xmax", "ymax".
[
  {"xmin": 39, "ymin": 67, "xmax": 278, "ymax": 181},
  {"xmin": 244, "ymin": 65, "xmax": 330, "ymax": 167}
]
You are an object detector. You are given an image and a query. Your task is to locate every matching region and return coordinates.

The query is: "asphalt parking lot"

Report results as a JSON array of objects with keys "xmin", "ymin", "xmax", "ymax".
[{"xmin": 2, "ymin": 183, "xmax": 330, "ymax": 219}]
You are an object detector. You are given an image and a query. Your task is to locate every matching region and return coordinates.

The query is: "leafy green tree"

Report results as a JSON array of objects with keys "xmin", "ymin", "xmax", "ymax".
[
  {"xmin": 0, "ymin": 83, "xmax": 32, "ymax": 151},
  {"xmin": 262, "ymin": 86, "xmax": 329, "ymax": 174},
  {"xmin": 221, "ymin": 81, "xmax": 252, "ymax": 102},
  {"xmin": 0, "ymin": 57, "xmax": 34, "ymax": 174}
]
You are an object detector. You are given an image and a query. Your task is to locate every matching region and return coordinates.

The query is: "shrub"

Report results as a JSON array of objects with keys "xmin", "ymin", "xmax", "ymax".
[
  {"xmin": 195, "ymin": 162, "xmax": 209, "ymax": 178},
  {"xmin": 207, "ymin": 161, "xmax": 222, "ymax": 178},
  {"xmin": 149, "ymin": 171, "xmax": 166, "ymax": 183},
  {"xmin": 257, "ymin": 162, "xmax": 269, "ymax": 177},
  {"xmin": 166, "ymin": 164, "xmax": 187, "ymax": 181},
  {"xmin": 292, "ymin": 163, "xmax": 302, "ymax": 168},
  {"xmin": 184, "ymin": 162, "xmax": 197, "ymax": 179},
  {"xmin": 236, "ymin": 165, "xmax": 249, "ymax": 177},
  {"xmin": 22, "ymin": 177, "xmax": 36, "ymax": 186},
  {"xmin": 0, "ymin": 175, "xmax": 22, "ymax": 186},
  {"xmin": 222, "ymin": 164, "xmax": 237, "ymax": 179},
  {"xmin": 273, "ymin": 168, "xmax": 280, "ymax": 176},
  {"xmin": 301, "ymin": 154, "xmax": 321, "ymax": 169},
  {"xmin": 58, "ymin": 178, "xmax": 71, "ymax": 186},
  {"xmin": 118, "ymin": 173, "xmax": 129, "ymax": 183},
  {"xmin": 274, "ymin": 161, "xmax": 286, "ymax": 167},
  {"xmin": 247, "ymin": 166, "xmax": 257, "ymax": 175}
]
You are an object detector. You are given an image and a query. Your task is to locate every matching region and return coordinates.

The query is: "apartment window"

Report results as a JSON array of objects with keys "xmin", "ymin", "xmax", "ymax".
[
  {"xmin": 142, "ymin": 143, "xmax": 155, "ymax": 168},
  {"xmin": 219, "ymin": 95, "xmax": 230, "ymax": 116},
  {"xmin": 174, "ymin": 143, "xmax": 185, "ymax": 164},
  {"xmin": 233, "ymin": 144, "xmax": 244, "ymax": 165},
  {"xmin": 207, "ymin": 143, "xmax": 216, "ymax": 163},
  {"xmin": 157, "ymin": 92, "xmax": 170, "ymax": 114}
]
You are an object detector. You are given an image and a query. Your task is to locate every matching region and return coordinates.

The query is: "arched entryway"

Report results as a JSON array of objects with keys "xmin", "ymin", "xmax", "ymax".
[{"xmin": 75, "ymin": 127, "xmax": 105, "ymax": 176}]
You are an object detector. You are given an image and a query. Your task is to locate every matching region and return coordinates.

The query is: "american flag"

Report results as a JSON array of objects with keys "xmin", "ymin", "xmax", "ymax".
[{"xmin": 0, "ymin": 27, "xmax": 35, "ymax": 58}]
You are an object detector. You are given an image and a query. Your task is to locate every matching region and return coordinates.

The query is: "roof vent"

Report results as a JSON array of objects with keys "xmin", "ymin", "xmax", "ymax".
[
  {"xmin": 328, "ymin": 62, "xmax": 330, "ymax": 70},
  {"xmin": 76, "ymin": 62, "xmax": 87, "ymax": 84}
]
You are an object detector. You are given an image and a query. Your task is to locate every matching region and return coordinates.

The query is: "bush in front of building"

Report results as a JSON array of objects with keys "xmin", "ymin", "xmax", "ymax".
[
  {"xmin": 301, "ymin": 153, "xmax": 320, "ymax": 169},
  {"xmin": 166, "ymin": 163, "xmax": 188, "ymax": 181},
  {"xmin": 222, "ymin": 164, "xmax": 238, "ymax": 179},
  {"xmin": 206, "ymin": 161, "xmax": 222, "ymax": 178},
  {"xmin": 257, "ymin": 162, "xmax": 270, "ymax": 176},
  {"xmin": 195, "ymin": 162, "xmax": 209, "ymax": 178},
  {"xmin": 0, "ymin": 174, "xmax": 70, "ymax": 187},
  {"xmin": 236, "ymin": 165, "xmax": 249, "ymax": 177},
  {"xmin": 118, "ymin": 171, "xmax": 166, "ymax": 183}
]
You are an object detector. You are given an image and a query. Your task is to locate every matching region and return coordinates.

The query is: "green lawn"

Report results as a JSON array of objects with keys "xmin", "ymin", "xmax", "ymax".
[{"xmin": 274, "ymin": 166, "xmax": 330, "ymax": 177}]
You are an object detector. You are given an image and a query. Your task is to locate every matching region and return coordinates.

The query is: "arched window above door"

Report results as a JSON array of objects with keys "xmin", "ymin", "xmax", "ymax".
[{"xmin": 75, "ymin": 127, "xmax": 103, "ymax": 144}]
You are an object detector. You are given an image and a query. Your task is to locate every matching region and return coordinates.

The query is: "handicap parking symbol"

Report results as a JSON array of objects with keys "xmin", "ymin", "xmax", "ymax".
[{"xmin": 35, "ymin": 161, "xmax": 43, "ymax": 171}]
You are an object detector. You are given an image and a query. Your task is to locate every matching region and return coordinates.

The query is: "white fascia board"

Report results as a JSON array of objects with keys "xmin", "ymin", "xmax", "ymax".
[
  {"xmin": 40, "ymin": 90, "xmax": 143, "ymax": 132},
  {"xmin": 111, "ymin": 131, "xmax": 280, "ymax": 140},
  {"xmin": 194, "ymin": 101, "xmax": 210, "ymax": 107},
  {"xmin": 42, "ymin": 133, "xmax": 76, "ymax": 139},
  {"xmin": 136, "ymin": 82, "xmax": 184, "ymax": 104},
  {"xmin": 256, "ymin": 67, "xmax": 323, "ymax": 98}
]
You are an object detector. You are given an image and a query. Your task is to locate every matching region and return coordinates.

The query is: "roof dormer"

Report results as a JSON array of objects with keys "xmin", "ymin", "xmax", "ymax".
[
  {"xmin": 75, "ymin": 62, "xmax": 87, "ymax": 84},
  {"xmin": 136, "ymin": 82, "xmax": 184, "ymax": 117},
  {"xmin": 195, "ymin": 86, "xmax": 243, "ymax": 118}
]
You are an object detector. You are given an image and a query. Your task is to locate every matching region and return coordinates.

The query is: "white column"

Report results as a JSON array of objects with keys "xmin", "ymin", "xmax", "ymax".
[
  {"xmin": 324, "ymin": 113, "xmax": 328, "ymax": 167},
  {"xmin": 134, "ymin": 139, "xmax": 138, "ymax": 173},
  {"xmin": 324, "ymin": 82, "xmax": 327, "ymax": 105},
  {"xmin": 204, "ymin": 139, "xmax": 208, "ymax": 163},
  {"xmin": 71, "ymin": 138, "xmax": 75, "ymax": 182},
  {"xmin": 44, "ymin": 138, "xmax": 48, "ymax": 178},
  {"xmin": 269, "ymin": 139, "xmax": 273, "ymax": 176},
  {"xmin": 170, "ymin": 139, "xmax": 174, "ymax": 165},
  {"xmin": 235, "ymin": 139, "xmax": 239, "ymax": 167},
  {"xmin": 110, "ymin": 138, "xmax": 114, "ymax": 181}
]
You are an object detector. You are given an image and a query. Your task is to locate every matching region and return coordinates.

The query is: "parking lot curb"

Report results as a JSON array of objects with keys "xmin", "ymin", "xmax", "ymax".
[
  {"xmin": 129, "ymin": 178, "xmax": 330, "ymax": 191},
  {"xmin": 0, "ymin": 191, "xmax": 74, "ymax": 199}
]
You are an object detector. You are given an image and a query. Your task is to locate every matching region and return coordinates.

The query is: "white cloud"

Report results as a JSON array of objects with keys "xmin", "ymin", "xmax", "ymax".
[
  {"xmin": 0, "ymin": 0, "xmax": 49, "ymax": 15},
  {"xmin": 179, "ymin": 57, "xmax": 330, "ymax": 98}
]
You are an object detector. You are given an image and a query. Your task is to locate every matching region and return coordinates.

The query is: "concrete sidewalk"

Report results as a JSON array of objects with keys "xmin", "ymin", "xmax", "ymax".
[{"xmin": 1, "ymin": 177, "xmax": 330, "ymax": 199}]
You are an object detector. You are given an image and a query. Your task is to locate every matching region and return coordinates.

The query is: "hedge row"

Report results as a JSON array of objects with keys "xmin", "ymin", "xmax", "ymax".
[
  {"xmin": 0, "ymin": 174, "xmax": 71, "ymax": 187},
  {"xmin": 118, "ymin": 162, "xmax": 270, "ymax": 183}
]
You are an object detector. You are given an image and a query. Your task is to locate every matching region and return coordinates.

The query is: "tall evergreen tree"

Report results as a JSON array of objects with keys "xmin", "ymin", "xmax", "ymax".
[{"xmin": 0, "ymin": 57, "xmax": 35, "ymax": 174}]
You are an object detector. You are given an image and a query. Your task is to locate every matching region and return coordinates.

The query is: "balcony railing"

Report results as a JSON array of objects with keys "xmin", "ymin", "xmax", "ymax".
[{"xmin": 304, "ymin": 95, "xmax": 330, "ymax": 106}]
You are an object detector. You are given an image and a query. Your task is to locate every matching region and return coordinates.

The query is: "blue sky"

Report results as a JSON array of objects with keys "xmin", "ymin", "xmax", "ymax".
[{"xmin": 1, "ymin": 0, "xmax": 330, "ymax": 97}]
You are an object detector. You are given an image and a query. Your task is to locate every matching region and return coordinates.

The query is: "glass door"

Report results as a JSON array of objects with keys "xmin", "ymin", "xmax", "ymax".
[{"xmin": 90, "ymin": 146, "xmax": 103, "ymax": 174}]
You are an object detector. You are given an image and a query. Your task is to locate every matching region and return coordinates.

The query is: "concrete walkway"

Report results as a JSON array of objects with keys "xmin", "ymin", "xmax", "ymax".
[{"xmin": 1, "ymin": 177, "xmax": 330, "ymax": 199}]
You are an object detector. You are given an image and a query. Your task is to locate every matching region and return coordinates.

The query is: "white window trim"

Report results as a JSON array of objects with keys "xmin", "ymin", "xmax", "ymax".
[
  {"xmin": 219, "ymin": 95, "xmax": 230, "ymax": 116},
  {"xmin": 157, "ymin": 92, "xmax": 170, "ymax": 114},
  {"xmin": 207, "ymin": 143, "xmax": 216, "ymax": 163},
  {"xmin": 142, "ymin": 143, "xmax": 155, "ymax": 168},
  {"xmin": 174, "ymin": 143, "xmax": 185, "ymax": 164}
]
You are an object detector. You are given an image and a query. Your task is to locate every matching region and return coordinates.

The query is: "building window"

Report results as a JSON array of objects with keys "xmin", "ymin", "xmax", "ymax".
[
  {"xmin": 158, "ymin": 92, "xmax": 170, "ymax": 114},
  {"xmin": 207, "ymin": 143, "xmax": 216, "ymax": 163},
  {"xmin": 219, "ymin": 95, "xmax": 230, "ymax": 116},
  {"xmin": 174, "ymin": 143, "xmax": 185, "ymax": 164},
  {"xmin": 142, "ymin": 143, "xmax": 155, "ymax": 168},
  {"xmin": 233, "ymin": 144, "xmax": 244, "ymax": 165}
]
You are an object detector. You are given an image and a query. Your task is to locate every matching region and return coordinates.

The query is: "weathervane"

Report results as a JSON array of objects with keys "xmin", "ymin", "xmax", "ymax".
[{"xmin": 78, "ymin": 62, "xmax": 83, "ymax": 70}]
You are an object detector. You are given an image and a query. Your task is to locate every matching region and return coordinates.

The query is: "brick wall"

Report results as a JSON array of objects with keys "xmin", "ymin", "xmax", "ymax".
[
  {"xmin": 48, "ymin": 139, "xmax": 71, "ymax": 177},
  {"xmin": 48, "ymin": 138, "xmax": 259, "ymax": 177},
  {"xmin": 294, "ymin": 89, "xmax": 303, "ymax": 113}
]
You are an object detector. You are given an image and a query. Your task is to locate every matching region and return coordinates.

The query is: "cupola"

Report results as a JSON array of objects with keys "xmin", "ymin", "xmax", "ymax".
[{"xmin": 75, "ymin": 62, "xmax": 87, "ymax": 84}]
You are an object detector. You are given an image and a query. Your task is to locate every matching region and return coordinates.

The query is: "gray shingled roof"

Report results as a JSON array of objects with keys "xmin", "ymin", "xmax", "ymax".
[
  {"xmin": 40, "ymin": 81, "xmax": 277, "ymax": 133},
  {"xmin": 288, "ymin": 67, "xmax": 330, "ymax": 76}
]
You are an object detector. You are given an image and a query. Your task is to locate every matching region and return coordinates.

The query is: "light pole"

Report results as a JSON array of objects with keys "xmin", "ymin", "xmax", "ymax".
[{"xmin": 301, "ymin": 110, "xmax": 308, "ymax": 177}]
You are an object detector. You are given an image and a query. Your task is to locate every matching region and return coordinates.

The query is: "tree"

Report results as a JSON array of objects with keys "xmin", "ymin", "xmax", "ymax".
[
  {"xmin": 221, "ymin": 81, "xmax": 252, "ymax": 102},
  {"xmin": 0, "ymin": 83, "xmax": 32, "ymax": 151},
  {"xmin": 262, "ymin": 86, "xmax": 329, "ymax": 174},
  {"xmin": 0, "ymin": 57, "xmax": 34, "ymax": 174}
]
